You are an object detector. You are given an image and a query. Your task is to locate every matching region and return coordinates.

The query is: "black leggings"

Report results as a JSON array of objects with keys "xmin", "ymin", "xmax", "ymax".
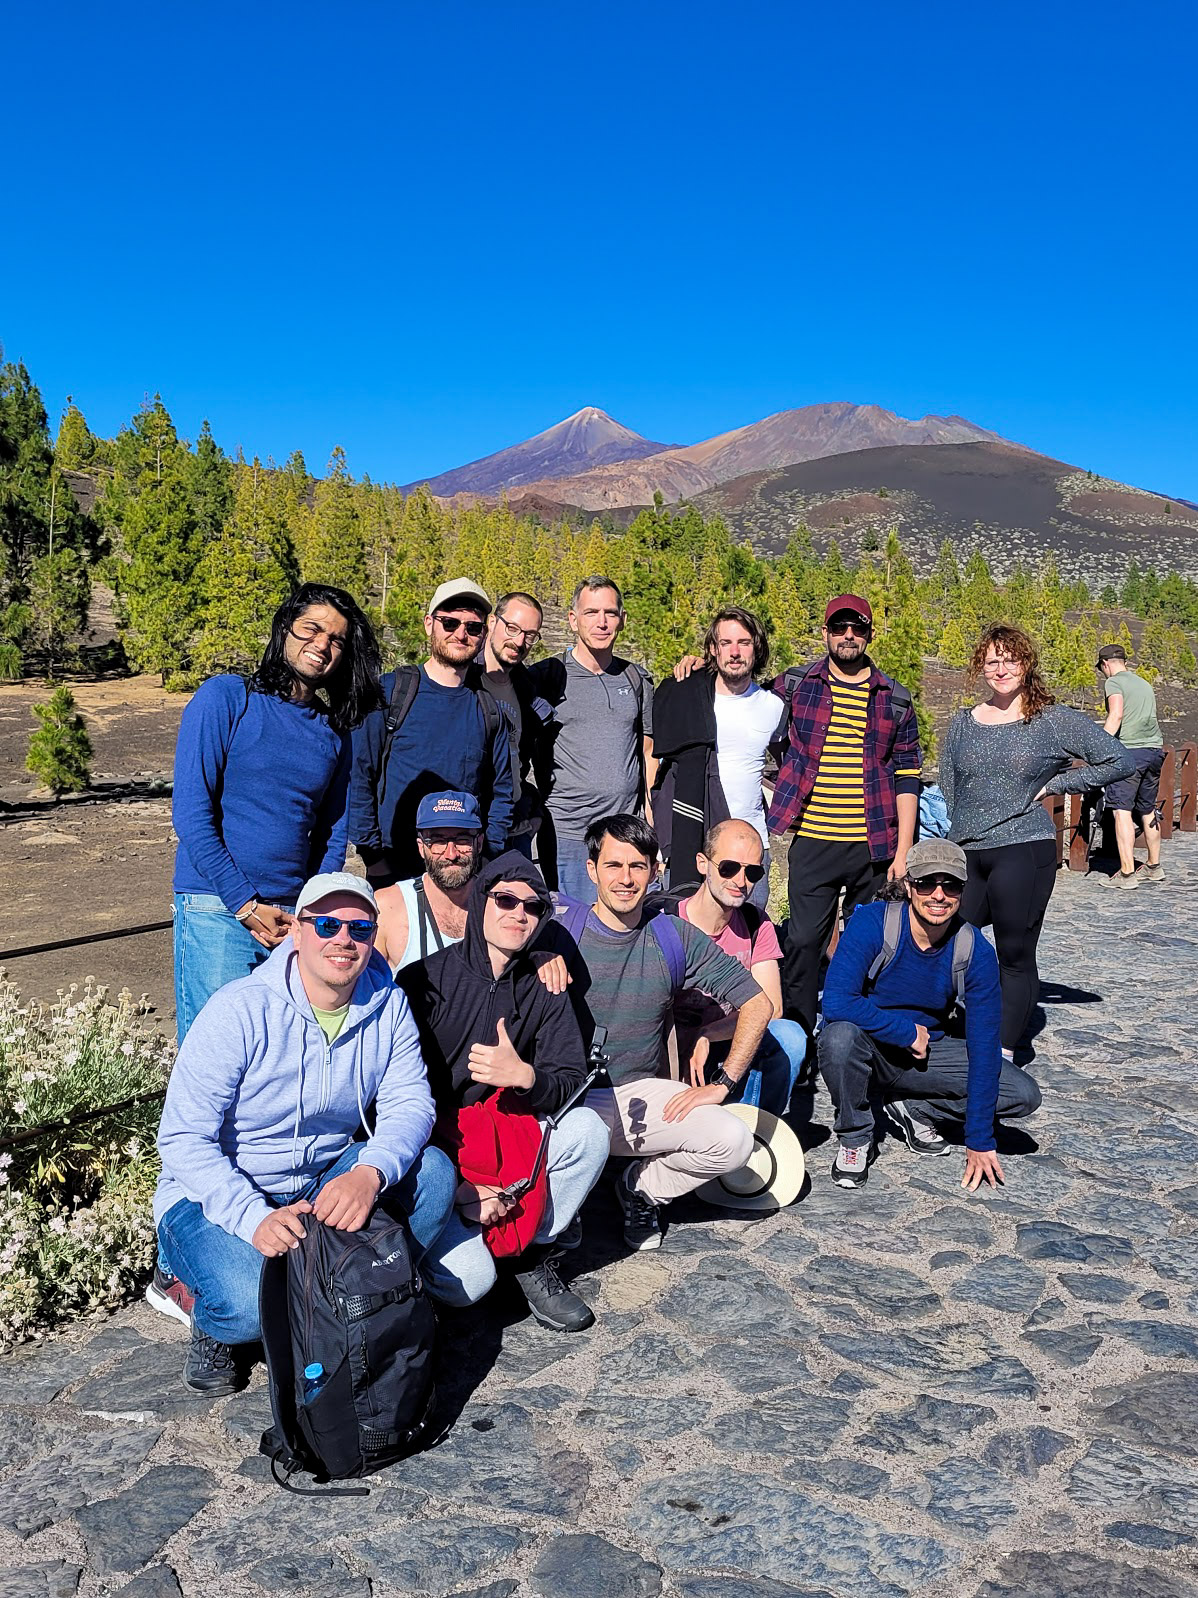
[{"xmin": 959, "ymin": 838, "xmax": 1058, "ymax": 1051}]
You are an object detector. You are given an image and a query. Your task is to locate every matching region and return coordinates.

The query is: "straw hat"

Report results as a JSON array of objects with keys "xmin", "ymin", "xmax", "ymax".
[{"xmin": 695, "ymin": 1103, "xmax": 806, "ymax": 1212}]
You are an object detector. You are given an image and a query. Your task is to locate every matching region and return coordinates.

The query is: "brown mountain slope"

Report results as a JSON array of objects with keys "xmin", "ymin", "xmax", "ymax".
[{"xmin": 503, "ymin": 402, "xmax": 1014, "ymax": 511}]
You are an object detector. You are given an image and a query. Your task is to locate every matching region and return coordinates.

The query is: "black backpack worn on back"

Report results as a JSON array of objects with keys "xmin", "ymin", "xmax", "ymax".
[{"xmin": 259, "ymin": 1201, "xmax": 436, "ymax": 1490}]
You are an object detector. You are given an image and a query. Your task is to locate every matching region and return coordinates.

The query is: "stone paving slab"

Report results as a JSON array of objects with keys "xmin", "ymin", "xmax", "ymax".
[{"xmin": 3, "ymin": 839, "xmax": 1198, "ymax": 1595}]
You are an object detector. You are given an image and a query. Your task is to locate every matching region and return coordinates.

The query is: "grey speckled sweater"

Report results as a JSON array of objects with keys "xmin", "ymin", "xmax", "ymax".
[{"xmin": 941, "ymin": 703, "xmax": 1135, "ymax": 850}]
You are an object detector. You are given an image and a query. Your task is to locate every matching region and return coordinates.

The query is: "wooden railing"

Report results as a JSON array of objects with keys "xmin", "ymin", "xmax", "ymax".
[{"xmin": 1042, "ymin": 740, "xmax": 1196, "ymax": 871}]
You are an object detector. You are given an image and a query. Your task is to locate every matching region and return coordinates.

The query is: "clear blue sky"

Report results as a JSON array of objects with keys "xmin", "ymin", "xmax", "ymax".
[{"xmin": 4, "ymin": 2, "xmax": 1195, "ymax": 497}]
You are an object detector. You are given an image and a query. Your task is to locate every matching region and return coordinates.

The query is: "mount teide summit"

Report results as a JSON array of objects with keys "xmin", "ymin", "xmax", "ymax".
[
  {"xmin": 406, "ymin": 407, "xmax": 669, "ymax": 498},
  {"xmin": 409, "ymin": 402, "xmax": 1017, "ymax": 510}
]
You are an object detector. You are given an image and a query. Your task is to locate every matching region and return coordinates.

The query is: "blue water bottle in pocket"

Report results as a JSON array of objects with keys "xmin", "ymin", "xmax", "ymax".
[{"xmin": 302, "ymin": 1362, "xmax": 325, "ymax": 1403}]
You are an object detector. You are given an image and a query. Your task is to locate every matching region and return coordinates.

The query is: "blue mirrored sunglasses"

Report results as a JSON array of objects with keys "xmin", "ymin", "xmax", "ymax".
[{"xmin": 298, "ymin": 914, "xmax": 377, "ymax": 943}]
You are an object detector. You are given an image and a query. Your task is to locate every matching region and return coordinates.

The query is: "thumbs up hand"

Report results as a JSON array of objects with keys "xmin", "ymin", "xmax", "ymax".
[{"xmin": 467, "ymin": 1016, "xmax": 536, "ymax": 1091}]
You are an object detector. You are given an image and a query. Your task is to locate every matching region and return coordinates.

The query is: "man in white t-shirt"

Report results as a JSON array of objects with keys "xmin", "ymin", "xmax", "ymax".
[{"xmin": 652, "ymin": 607, "xmax": 787, "ymax": 908}]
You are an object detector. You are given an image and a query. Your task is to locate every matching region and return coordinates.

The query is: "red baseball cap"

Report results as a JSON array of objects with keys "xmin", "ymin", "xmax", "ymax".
[{"xmin": 825, "ymin": 594, "xmax": 873, "ymax": 626}]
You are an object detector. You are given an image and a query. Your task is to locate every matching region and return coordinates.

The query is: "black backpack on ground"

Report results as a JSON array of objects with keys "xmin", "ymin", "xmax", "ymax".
[{"xmin": 258, "ymin": 1202, "xmax": 436, "ymax": 1490}]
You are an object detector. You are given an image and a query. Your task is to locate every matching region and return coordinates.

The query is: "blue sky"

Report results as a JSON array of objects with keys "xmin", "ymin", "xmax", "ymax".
[{"xmin": 4, "ymin": 3, "xmax": 1195, "ymax": 496}]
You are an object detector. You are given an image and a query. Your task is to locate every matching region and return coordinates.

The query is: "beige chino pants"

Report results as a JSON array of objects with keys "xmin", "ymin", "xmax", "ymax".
[{"xmin": 588, "ymin": 1080, "xmax": 754, "ymax": 1206}]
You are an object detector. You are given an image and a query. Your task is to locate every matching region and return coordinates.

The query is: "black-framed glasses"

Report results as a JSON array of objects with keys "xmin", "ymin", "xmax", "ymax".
[
  {"xmin": 716, "ymin": 859, "xmax": 767, "ymax": 884},
  {"xmin": 298, "ymin": 914, "xmax": 377, "ymax": 942},
  {"xmin": 498, "ymin": 617, "xmax": 541, "ymax": 645},
  {"xmin": 909, "ymin": 876, "xmax": 963, "ymax": 896},
  {"xmin": 436, "ymin": 616, "xmax": 486, "ymax": 638},
  {"xmin": 827, "ymin": 620, "xmax": 869, "ymax": 637},
  {"xmin": 487, "ymin": 890, "xmax": 549, "ymax": 919},
  {"xmin": 290, "ymin": 621, "xmax": 346, "ymax": 653},
  {"xmin": 419, "ymin": 832, "xmax": 479, "ymax": 854}
]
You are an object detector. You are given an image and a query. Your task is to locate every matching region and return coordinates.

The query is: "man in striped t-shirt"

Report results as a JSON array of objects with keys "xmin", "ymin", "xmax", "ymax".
[{"xmin": 767, "ymin": 595, "xmax": 922, "ymax": 1035}]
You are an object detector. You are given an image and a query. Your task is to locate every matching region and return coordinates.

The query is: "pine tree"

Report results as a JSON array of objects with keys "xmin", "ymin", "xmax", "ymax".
[
  {"xmin": 54, "ymin": 398, "xmax": 96, "ymax": 470},
  {"xmin": 301, "ymin": 447, "xmax": 367, "ymax": 595},
  {"xmin": 27, "ymin": 685, "xmax": 92, "ymax": 793},
  {"xmin": 187, "ymin": 420, "xmax": 234, "ymax": 542},
  {"xmin": 27, "ymin": 548, "xmax": 91, "ymax": 676},
  {"xmin": 937, "ymin": 617, "xmax": 970, "ymax": 668},
  {"xmin": 194, "ymin": 460, "xmax": 294, "ymax": 675}
]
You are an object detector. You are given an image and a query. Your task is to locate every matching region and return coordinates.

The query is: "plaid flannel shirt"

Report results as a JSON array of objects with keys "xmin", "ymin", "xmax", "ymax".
[{"xmin": 766, "ymin": 658, "xmax": 922, "ymax": 861}]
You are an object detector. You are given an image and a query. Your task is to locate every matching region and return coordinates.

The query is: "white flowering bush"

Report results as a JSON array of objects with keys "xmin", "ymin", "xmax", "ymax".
[{"xmin": 0, "ymin": 971, "xmax": 173, "ymax": 1346}]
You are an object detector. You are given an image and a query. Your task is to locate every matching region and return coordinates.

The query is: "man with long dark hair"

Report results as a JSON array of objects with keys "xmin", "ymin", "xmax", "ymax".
[{"xmin": 169, "ymin": 582, "xmax": 381, "ymax": 1044}]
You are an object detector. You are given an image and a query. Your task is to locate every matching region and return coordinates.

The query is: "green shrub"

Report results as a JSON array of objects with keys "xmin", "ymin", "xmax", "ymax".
[
  {"xmin": 0, "ymin": 642, "xmax": 21, "ymax": 681},
  {"xmin": 26, "ymin": 685, "xmax": 92, "ymax": 794},
  {"xmin": 0, "ymin": 972, "xmax": 172, "ymax": 1346}
]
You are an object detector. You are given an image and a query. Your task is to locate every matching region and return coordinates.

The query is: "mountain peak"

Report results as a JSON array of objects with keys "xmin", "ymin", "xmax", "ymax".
[{"xmin": 407, "ymin": 407, "xmax": 668, "ymax": 497}]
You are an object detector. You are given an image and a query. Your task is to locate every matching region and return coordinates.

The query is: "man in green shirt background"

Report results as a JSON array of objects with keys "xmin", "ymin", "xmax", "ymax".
[{"xmin": 1098, "ymin": 643, "xmax": 1165, "ymax": 887}]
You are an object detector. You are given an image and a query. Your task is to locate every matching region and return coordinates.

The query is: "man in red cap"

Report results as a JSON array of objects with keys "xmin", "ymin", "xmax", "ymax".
[{"xmin": 767, "ymin": 594, "xmax": 922, "ymax": 1036}]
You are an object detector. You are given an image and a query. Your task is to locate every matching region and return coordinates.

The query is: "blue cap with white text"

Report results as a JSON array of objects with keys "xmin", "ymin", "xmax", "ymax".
[{"xmin": 415, "ymin": 790, "xmax": 483, "ymax": 831}]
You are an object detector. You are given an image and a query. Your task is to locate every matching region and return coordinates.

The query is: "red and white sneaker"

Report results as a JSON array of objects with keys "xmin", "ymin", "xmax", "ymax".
[
  {"xmin": 146, "ymin": 1266, "xmax": 195, "ymax": 1328},
  {"xmin": 831, "ymin": 1142, "xmax": 871, "ymax": 1189}
]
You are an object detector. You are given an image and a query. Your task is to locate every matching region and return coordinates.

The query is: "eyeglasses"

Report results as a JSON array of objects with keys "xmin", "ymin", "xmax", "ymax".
[
  {"xmin": 298, "ymin": 914, "xmax": 377, "ymax": 942},
  {"xmin": 497, "ymin": 617, "xmax": 541, "ymax": 645},
  {"xmin": 436, "ymin": 616, "xmax": 486, "ymax": 638},
  {"xmin": 290, "ymin": 621, "xmax": 346, "ymax": 653},
  {"xmin": 909, "ymin": 876, "xmax": 963, "ymax": 896},
  {"xmin": 420, "ymin": 833, "xmax": 479, "ymax": 853},
  {"xmin": 715, "ymin": 859, "xmax": 767, "ymax": 884},
  {"xmin": 827, "ymin": 620, "xmax": 868, "ymax": 637},
  {"xmin": 487, "ymin": 890, "xmax": 549, "ymax": 919}
]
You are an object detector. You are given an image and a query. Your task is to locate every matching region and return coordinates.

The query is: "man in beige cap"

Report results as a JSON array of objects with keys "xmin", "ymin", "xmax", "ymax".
[
  {"xmin": 349, "ymin": 579, "xmax": 513, "ymax": 886},
  {"xmin": 817, "ymin": 838, "xmax": 1041, "ymax": 1194}
]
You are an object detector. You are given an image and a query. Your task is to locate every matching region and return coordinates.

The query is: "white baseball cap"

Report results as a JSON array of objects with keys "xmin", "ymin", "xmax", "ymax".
[
  {"xmin": 427, "ymin": 578, "xmax": 491, "ymax": 616},
  {"xmin": 294, "ymin": 871, "xmax": 379, "ymax": 918}
]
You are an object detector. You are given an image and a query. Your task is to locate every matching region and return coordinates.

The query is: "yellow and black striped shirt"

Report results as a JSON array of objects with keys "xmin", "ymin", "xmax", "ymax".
[{"xmin": 797, "ymin": 677, "xmax": 871, "ymax": 842}]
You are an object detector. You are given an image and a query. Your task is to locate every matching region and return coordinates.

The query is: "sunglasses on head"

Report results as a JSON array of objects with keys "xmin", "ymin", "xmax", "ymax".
[
  {"xmin": 909, "ymin": 875, "xmax": 963, "ymax": 896},
  {"xmin": 827, "ymin": 619, "xmax": 869, "ymax": 637},
  {"xmin": 299, "ymin": 914, "xmax": 377, "ymax": 942},
  {"xmin": 436, "ymin": 615, "xmax": 486, "ymax": 638},
  {"xmin": 715, "ymin": 859, "xmax": 766, "ymax": 884},
  {"xmin": 488, "ymin": 890, "xmax": 549, "ymax": 919}
]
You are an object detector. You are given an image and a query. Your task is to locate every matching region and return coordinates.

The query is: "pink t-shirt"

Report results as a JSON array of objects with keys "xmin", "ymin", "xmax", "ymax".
[{"xmin": 674, "ymin": 894, "xmax": 782, "ymax": 1026}]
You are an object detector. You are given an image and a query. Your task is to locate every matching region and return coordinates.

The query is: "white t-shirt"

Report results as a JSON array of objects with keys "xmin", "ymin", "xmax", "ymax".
[{"xmin": 713, "ymin": 683, "xmax": 787, "ymax": 846}]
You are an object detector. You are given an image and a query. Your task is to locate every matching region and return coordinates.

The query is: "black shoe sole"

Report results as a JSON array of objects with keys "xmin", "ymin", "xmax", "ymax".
[
  {"xmin": 831, "ymin": 1154, "xmax": 870, "ymax": 1189},
  {"xmin": 884, "ymin": 1106, "xmax": 951, "ymax": 1156},
  {"xmin": 524, "ymin": 1302, "xmax": 596, "ymax": 1333},
  {"xmin": 182, "ymin": 1374, "xmax": 239, "ymax": 1398}
]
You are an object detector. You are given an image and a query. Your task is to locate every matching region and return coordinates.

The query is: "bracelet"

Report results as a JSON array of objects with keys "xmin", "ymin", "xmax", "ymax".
[{"xmin": 237, "ymin": 900, "xmax": 259, "ymax": 926}]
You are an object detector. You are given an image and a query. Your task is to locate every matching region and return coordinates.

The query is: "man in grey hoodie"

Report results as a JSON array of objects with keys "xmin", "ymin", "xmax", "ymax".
[{"xmin": 154, "ymin": 871, "xmax": 456, "ymax": 1395}]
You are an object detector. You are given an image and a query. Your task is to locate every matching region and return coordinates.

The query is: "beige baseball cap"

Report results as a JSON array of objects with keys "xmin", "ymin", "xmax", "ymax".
[
  {"xmin": 427, "ymin": 578, "xmax": 491, "ymax": 616},
  {"xmin": 294, "ymin": 871, "xmax": 379, "ymax": 917}
]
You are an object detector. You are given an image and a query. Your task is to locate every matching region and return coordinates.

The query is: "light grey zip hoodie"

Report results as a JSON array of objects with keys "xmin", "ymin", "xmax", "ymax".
[{"xmin": 154, "ymin": 939, "xmax": 434, "ymax": 1246}]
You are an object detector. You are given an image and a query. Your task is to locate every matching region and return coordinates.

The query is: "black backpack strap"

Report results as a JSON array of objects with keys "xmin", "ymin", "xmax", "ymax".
[
  {"xmin": 413, "ymin": 878, "xmax": 446, "ymax": 962},
  {"xmin": 878, "ymin": 671, "xmax": 913, "ymax": 712},
  {"xmin": 377, "ymin": 666, "xmax": 421, "ymax": 826},
  {"xmin": 865, "ymin": 900, "xmax": 904, "ymax": 988},
  {"xmin": 950, "ymin": 922, "xmax": 975, "ymax": 1011}
]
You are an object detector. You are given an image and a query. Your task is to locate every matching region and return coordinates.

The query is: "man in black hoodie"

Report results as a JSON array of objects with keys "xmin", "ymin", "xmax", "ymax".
[{"xmin": 397, "ymin": 852, "xmax": 610, "ymax": 1332}]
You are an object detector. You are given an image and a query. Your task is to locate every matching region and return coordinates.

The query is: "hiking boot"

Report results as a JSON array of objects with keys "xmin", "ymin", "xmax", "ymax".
[
  {"xmin": 1113, "ymin": 869, "xmax": 1143, "ymax": 889},
  {"xmin": 1144, "ymin": 862, "xmax": 1166, "ymax": 883},
  {"xmin": 555, "ymin": 1214, "xmax": 583, "ymax": 1251},
  {"xmin": 617, "ymin": 1163, "xmax": 663, "ymax": 1251},
  {"xmin": 184, "ymin": 1324, "xmax": 239, "ymax": 1397},
  {"xmin": 146, "ymin": 1265, "xmax": 194, "ymax": 1328},
  {"xmin": 885, "ymin": 1099, "xmax": 951, "ymax": 1156},
  {"xmin": 514, "ymin": 1248, "xmax": 595, "ymax": 1333},
  {"xmin": 831, "ymin": 1142, "xmax": 871, "ymax": 1189}
]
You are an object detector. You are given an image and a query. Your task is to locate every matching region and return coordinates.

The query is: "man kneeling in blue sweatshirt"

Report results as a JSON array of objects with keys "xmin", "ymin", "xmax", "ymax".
[
  {"xmin": 154, "ymin": 871, "xmax": 456, "ymax": 1396},
  {"xmin": 818, "ymin": 839, "xmax": 1041, "ymax": 1193}
]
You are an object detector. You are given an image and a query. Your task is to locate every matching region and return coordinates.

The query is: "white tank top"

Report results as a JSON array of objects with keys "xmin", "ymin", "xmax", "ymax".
[{"xmin": 391, "ymin": 876, "xmax": 464, "ymax": 972}]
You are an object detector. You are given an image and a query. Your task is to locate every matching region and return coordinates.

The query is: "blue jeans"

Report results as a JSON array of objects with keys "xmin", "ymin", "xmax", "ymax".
[
  {"xmin": 554, "ymin": 837, "xmax": 597, "ymax": 905},
  {"xmin": 705, "ymin": 1019, "xmax": 808, "ymax": 1118},
  {"xmin": 158, "ymin": 1143, "xmax": 457, "ymax": 1345},
  {"xmin": 173, "ymin": 892, "xmax": 292, "ymax": 1046},
  {"xmin": 422, "ymin": 1106, "xmax": 610, "ymax": 1308}
]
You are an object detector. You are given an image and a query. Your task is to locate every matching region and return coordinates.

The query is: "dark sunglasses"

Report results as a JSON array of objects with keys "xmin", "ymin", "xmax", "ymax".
[
  {"xmin": 716, "ymin": 859, "xmax": 767, "ymax": 884},
  {"xmin": 436, "ymin": 616, "xmax": 486, "ymax": 638},
  {"xmin": 488, "ymin": 890, "xmax": 549, "ymax": 918},
  {"xmin": 827, "ymin": 620, "xmax": 869, "ymax": 637},
  {"xmin": 298, "ymin": 914, "xmax": 377, "ymax": 942},
  {"xmin": 909, "ymin": 876, "xmax": 963, "ymax": 896}
]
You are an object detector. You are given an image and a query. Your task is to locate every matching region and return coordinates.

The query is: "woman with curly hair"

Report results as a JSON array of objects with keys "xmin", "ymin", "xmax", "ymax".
[{"xmin": 940, "ymin": 623, "xmax": 1133, "ymax": 1057}]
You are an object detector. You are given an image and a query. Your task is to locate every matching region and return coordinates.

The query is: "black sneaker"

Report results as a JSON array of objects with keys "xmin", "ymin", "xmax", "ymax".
[
  {"xmin": 514, "ymin": 1248, "xmax": 595, "ymax": 1333},
  {"xmin": 885, "ymin": 1099, "xmax": 951, "ymax": 1156},
  {"xmin": 617, "ymin": 1163, "xmax": 663, "ymax": 1251},
  {"xmin": 146, "ymin": 1265, "xmax": 195, "ymax": 1328},
  {"xmin": 555, "ymin": 1214, "xmax": 583, "ymax": 1251},
  {"xmin": 184, "ymin": 1324, "xmax": 239, "ymax": 1397},
  {"xmin": 831, "ymin": 1142, "xmax": 871, "ymax": 1189}
]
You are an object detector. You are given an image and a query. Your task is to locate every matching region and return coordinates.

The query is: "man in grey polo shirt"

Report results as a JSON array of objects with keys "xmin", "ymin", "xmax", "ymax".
[{"xmin": 528, "ymin": 576, "xmax": 657, "ymax": 904}]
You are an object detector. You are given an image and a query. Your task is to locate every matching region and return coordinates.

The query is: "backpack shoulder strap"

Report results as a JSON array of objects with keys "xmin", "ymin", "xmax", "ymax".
[
  {"xmin": 623, "ymin": 662, "xmax": 645, "ymax": 720},
  {"xmin": 474, "ymin": 684, "xmax": 503, "ymax": 746},
  {"xmin": 559, "ymin": 900, "xmax": 591, "ymax": 947},
  {"xmin": 878, "ymin": 670, "xmax": 913, "ymax": 712},
  {"xmin": 865, "ymin": 900, "xmax": 904, "ymax": 988},
  {"xmin": 649, "ymin": 914, "xmax": 688, "ymax": 992},
  {"xmin": 950, "ymin": 921, "xmax": 975, "ymax": 1009},
  {"xmin": 385, "ymin": 665, "xmax": 421, "ymax": 735},
  {"xmin": 413, "ymin": 877, "xmax": 446, "ymax": 960}
]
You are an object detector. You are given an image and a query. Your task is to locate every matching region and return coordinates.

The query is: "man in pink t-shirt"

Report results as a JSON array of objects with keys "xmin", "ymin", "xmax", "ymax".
[{"xmin": 666, "ymin": 819, "xmax": 807, "ymax": 1117}]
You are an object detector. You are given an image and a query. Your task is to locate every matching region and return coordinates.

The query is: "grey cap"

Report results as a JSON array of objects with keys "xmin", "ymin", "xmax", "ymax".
[
  {"xmin": 295, "ymin": 871, "xmax": 379, "ymax": 917},
  {"xmin": 1096, "ymin": 643, "xmax": 1127, "ymax": 664},
  {"xmin": 905, "ymin": 838, "xmax": 968, "ymax": 883},
  {"xmin": 427, "ymin": 578, "xmax": 491, "ymax": 616}
]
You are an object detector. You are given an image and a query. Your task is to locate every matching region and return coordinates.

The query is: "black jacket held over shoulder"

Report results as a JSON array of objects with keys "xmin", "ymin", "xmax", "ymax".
[{"xmin": 396, "ymin": 851, "xmax": 587, "ymax": 1118}]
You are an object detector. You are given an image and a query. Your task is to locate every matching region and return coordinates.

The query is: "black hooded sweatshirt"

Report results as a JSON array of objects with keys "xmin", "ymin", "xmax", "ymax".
[{"xmin": 396, "ymin": 851, "xmax": 587, "ymax": 1117}]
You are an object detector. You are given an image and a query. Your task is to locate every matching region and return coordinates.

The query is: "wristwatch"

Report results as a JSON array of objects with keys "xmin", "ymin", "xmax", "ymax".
[{"xmin": 709, "ymin": 1067, "xmax": 737, "ymax": 1093}]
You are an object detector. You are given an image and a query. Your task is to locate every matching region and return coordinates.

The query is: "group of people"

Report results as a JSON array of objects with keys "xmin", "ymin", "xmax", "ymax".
[{"xmin": 153, "ymin": 573, "xmax": 1157, "ymax": 1396}]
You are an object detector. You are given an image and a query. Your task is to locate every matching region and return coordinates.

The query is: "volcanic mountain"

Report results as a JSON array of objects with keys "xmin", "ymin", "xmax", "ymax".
[{"xmin": 406, "ymin": 407, "xmax": 669, "ymax": 497}]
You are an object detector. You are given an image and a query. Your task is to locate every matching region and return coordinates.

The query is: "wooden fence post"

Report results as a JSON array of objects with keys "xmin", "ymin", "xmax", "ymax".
[
  {"xmin": 1160, "ymin": 746, "xmax": 1176, "ymax": 839},
  {"xmin": 1179, "ymin": 742, "xmax": 1197, "ymax": 833}
]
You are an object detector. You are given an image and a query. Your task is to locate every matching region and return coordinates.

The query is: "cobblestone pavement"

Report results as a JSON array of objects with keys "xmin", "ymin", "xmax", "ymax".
[{"xmin": 3, "ymin": 841, "xmax": 1198, "ymax": 1598}]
